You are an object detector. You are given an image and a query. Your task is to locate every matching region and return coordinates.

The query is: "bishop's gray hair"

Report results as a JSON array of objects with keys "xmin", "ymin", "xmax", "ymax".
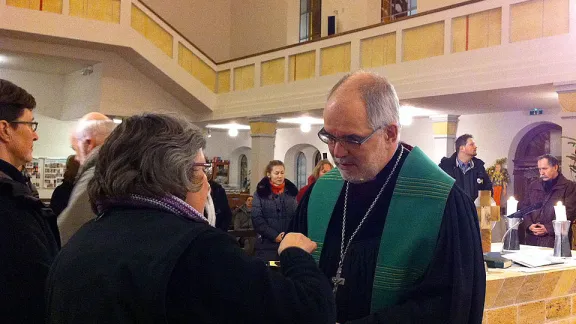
[
  {"xmin": 328, "ymin": 71, "xmax": 400, "ymax": 130},
  {"xmin": 88, "ymin": 114, "xmax": 206, "ymax": 204}
]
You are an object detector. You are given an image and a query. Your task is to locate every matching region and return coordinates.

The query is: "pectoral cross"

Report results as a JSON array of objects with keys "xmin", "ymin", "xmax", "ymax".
[{"xmin": 332, "ymin": 268, "xmax": 345, "ymax": 294}]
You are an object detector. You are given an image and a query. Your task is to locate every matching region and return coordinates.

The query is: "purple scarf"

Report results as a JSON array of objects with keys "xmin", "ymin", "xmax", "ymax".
[{"xmin": 96, "ymin": 194, "xmax": 208, "ymax": 224}]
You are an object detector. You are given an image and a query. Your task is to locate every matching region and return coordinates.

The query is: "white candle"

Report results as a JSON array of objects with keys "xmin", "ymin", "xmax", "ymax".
[
  {"xmin": 554, "ymin": 201, "xmax": 568, "ymax": 222},
  {"xmin": 507, "ymin": 196, "xmax": 518, "ymax": 215}
]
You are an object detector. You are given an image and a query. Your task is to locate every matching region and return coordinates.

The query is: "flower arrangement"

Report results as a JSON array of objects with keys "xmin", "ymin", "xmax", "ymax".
[
  {"xmin": 486, "ymin": 157, "xmax": 510, "ymax": 185},
  {"xmin": 563, "ymin": 136, "xmax": 576, "ymax": 177}
]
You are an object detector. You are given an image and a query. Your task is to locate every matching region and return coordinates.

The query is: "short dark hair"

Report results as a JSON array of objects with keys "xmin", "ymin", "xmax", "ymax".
[
  {"xmin": 538, "ymin": 154, "xmax": 559, "ymax": 167},
  {"xmin": 88, "ymin": 114, "xmax": 206, "ymax": 204},
  {"xmin": 63, "ymin": 155, "xmax": 80, "ymax": 183},
  {"xmin": 0, "ymin": 79, "xmax": 36, "ymax": 122},
  {"xmin": 455, "ymin": 134, "xmax": 473, "ymax": 152}
]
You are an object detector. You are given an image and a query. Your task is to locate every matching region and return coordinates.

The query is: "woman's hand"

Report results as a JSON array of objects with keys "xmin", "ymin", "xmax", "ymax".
[
  {"xmin": 275, "ymin": 232, "xmax": 285, "ymax": 243},
  {"xmin": 278, "ymin": 233, "xmax": 317, "ymax": 254}
]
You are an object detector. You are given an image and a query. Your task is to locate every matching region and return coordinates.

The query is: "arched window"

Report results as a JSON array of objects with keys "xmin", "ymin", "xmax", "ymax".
[
  {"xmin": 295, "ymin": 152, "xmax": 307, "ymax": 189},
  {"xmin": 313, "ymin": 150, "xmax": 322, "ymax": 166},
  {"xmin": 239, "ymin": 154, "xmax": 248, "ymax": 191}
]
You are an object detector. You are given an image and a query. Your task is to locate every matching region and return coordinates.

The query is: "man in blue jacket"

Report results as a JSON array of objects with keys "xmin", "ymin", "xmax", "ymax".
[{"xmin": 439, "ymin": 134, "xmax": 492, "ymax": 202}]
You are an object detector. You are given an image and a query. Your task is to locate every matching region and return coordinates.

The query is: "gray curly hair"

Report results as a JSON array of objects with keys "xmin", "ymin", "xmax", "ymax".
[{"xmin": 88, "ymin": 114, "xmax": 206, "ymax": 204}]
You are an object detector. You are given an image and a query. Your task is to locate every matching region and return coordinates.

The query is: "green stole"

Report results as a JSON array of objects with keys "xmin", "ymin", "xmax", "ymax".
[{"xmin": 308, "ymin": 147, "xmax": 454, "ymax": 312}]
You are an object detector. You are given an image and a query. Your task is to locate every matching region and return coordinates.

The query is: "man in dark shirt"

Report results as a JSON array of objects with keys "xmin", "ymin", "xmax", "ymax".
[
  {"xmin": 292, "ymin": 72, "xmax": 485, "ymax": 323},
  {"xmin": 0, "ymin": 79, "xmax": 60, "ymax": 323},
  {"xmin": 439, "ymin": 134, "xmax": 492, "ymax": 202}
]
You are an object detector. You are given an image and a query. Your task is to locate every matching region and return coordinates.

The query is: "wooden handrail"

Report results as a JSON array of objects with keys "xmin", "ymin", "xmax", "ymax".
[{"xmin": 140, "ymin": 0, "xmax": 485, "ymax": 65}]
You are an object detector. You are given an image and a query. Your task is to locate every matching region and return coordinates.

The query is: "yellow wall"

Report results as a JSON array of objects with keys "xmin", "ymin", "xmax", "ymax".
[
  {"xmin": 289, "ymin": 51, "xmax": 316, "ymax": 82},
  {"xmin": 217, "ymin": 70, "xmax": 231, "ymax": 94},
  {"xmin": 452, "ymin": 8, "xmax": 501, "ymax": 53},
  {"xmin": 261, "ymin": 57, "xmax": 285, "ymax": 87},
  {"xmin": 178, "ymin": 43, "xmax": 216, "ymax": 92},
  {"xmin": 418, "ymin": 0, "xmax": 467, "ymax": 13},
  {"xmin": 131, "ymin": 5, "xmax": 173, "ymax": 58},
  {"xmin": 432, "ymin": 122, "xmax": 458, "ymax": 136},
  {"xmin": 250, "ymin": 121, "xmax": 277, "ymax": 136},
  {"xmin": 402, "ymin": 21, "xmax": 445, "ymax": 62},
  {"xmin": 234, "ymin": 64, "xmax": 255, "ymax": 91},
  {"xmin": 70, "ymin": 0, "xmax": 120, "ymax": 23},
  {"xmin": 7, "ymin": 0, "xmax": 62, "ymax": 13},
  {"xmin": 320, "ymin": 43, "xmax": 351, "ymax": 76},
  {"xmin": 559, "ymin": 92, "xmax": 576, "ymax": 112},
  {"xmin": 510, "ymin": 0, "xmax": 569, "ymax": 43},
  {"xmin": 361, "ymin": 33, "xmax": 396, "ymax": 68}
]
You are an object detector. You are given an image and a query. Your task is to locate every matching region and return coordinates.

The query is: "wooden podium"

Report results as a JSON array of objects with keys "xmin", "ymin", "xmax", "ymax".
[{"xmin": 476, "ymin": 190, "xmax": 500, "ymax": 253}]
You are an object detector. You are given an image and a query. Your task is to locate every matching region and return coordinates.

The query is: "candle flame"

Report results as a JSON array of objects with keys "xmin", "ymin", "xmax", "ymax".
[
  {"xmin": 508, "ymin": 196, "xmax": 517, "ymax": 202},
  {"xmin": 557, "ymin": 201, "xmax": 564, "ymax": 207}
]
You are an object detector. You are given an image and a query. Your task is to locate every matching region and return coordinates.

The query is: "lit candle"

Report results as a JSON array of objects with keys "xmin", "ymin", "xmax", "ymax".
[
  {"xmin": 554, "ymin": 201, "xmax": 568, "ymax": 222},
  {"xmin": 507, "ymin": 196, "xmax": 518, "ymax": 215}
]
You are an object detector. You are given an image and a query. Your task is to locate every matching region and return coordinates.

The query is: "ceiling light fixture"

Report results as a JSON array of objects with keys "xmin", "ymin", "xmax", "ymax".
[
  {"xmin": 81, "ymin": 66, "xmax": 94, "ymax": 76},
  {"xmin": 300, "ymin": 123, "xmax": 311, "ymax": 132},
  {"xmin": 228, "ymin": 128, "xmax": 239, "ymax": 137},
  {"xmin": 399, "ymin": 106, "xmax": 415, "ymax": 126},
  {"xmin": 277, "ymin": 116, "xmax": 324, "ymax": 125},
  {"xmin": 112, "ymin": 118, "xmax": 123, "ymax": 124},
  {"xmin": 206, "ymin": 123, "xmax": 250, "ymax": 130}
]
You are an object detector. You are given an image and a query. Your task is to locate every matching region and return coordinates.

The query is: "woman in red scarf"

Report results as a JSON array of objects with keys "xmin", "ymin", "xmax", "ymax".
[{"xmin": 252, "ymin": 160, "xmax": 299, "ymax": 262}]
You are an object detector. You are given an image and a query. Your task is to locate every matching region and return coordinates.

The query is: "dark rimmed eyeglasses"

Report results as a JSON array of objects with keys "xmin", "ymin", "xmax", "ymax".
[
  {"xmin": 193, "ymin": 163, "xmax": 212, "ymax": 174},
  {"xmin": 10, "ymin": 121, "xmax": 38, "ymax": 132},
  {"xmin": 317, "ymin": 126, "xmax": 382, "ymax": 146}
]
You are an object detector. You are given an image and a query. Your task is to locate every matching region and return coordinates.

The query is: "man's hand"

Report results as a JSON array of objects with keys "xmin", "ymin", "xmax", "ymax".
[
  {"xmin": 529, "ymin": 223, "xmax": 548, "ymax": 236},
  {"xmin": 275, "ymin": 232, "xmax": 285, "ymax": 243},
  {"xmin": 278, "ymin": 233, "xmax": 317, "ymax": 254}
]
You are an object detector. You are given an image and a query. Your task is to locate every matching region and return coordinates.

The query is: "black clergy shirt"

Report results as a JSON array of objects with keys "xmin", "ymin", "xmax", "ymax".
[{"xmin": 291, "ymin": 145, "xmax": 486, "ymax": 324}]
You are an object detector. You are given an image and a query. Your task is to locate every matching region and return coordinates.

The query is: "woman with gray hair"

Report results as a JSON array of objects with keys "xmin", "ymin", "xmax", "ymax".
[{"xmin": 45, "ymin": 114, "xmax": 335, "ymax": 324}]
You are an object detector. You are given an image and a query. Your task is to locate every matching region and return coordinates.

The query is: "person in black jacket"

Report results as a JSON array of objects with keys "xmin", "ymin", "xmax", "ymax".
[
  {"xmin": 0, "ymin": 79, "xmax": 60, "ymax": 323},
  {"xmin": 439, "ymin": 134, "xmax": 492, "ymax": 202},
  {"xmin": 46, "ymin": 113, "xmax": 335, "ymax": 324},
  {"xmin": 50, "ymin": 154, "xmax": 80, "ymax": 217},
  {"xmin": 252, "ymin": 160, "xmax": 299, "ymax": 262},
  {"xmin": 208, "ymin": 179, "xmax": 233, "ymax": 231}
]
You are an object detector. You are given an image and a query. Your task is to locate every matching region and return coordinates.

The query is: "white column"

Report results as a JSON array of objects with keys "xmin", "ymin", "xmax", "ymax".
[
  {"xmin": 430, "ymin": 115, "xmax": 460, "ymax": 164},
  {"xmin": 350, "ymin": 38, "xmax": 361, "ymax": 71},
  {"xmin": 249, "ymin": 119, "xmax": 277, "ymax": 194}
]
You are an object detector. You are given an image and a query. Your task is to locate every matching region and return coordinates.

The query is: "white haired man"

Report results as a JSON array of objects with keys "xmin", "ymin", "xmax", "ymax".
[
  {"xmin": 58, "ymin": 112, "xmax": 116, "ymax": 245},
  {"xmin": 291, "ymin": 71, "xmax": 485, "ymax": 323}
]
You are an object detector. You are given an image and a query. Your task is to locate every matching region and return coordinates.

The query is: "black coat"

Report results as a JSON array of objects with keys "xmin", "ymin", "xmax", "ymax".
[
  {"xmin": 252, "ymin": 178, "xmax": 298, "ymax": 260},
  {"xmin": 209, "ymin": 180, "xmax": 233, "ymax": 231},
  {"xmin": 50, "ymin": 180, "xmax": 74, "ymax": 217},
  {"xmin": 439, "ymin": 153, "xmax": 492, "ymax": 202},
  {"xmin": 519, "ymin": 174, "xmax": 576, "ymax": 247},
  {"xmin": 0, "ymin": 169, "xmax": 60, "ymax": 323},
  {"xmin": 46, "ymin": 206, "xmax": 335, "ymax": 323}
]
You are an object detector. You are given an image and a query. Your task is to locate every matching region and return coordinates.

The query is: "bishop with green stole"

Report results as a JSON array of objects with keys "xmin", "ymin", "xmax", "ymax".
[{"xmin": 291, "ymin": 145, "xmax": 486, "ymax": 323}]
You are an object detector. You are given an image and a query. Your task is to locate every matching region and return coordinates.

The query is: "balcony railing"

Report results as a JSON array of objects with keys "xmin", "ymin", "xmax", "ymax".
[{"xmin": 2, "ymin": 0, "xmax": 571, "ymax": 95}]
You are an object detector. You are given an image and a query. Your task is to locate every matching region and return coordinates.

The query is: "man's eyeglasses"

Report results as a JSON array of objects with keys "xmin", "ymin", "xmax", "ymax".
[
  {"xmin": 10, "ymin": 121, "xmax": 38, "ymax": 132},
  {"xmin": 193, "ymin": 163, "xmax": 212, "ymax": 174},
  {"xmin": 317, "ymin": 126, "xmax": 382, "ymax": 146}
]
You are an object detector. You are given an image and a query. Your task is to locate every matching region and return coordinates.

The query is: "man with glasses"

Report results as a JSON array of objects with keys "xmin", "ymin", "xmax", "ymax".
[
  {"xmin": 58, "ymin": 112, "xmax": 116, "ymax": 245},
  {"xmin": 0, "ymin": 79, "xmax": 60, "ymax": 323},
  {"xmin": 291, "ymin": 71, "xmax": 485, "ymax": 323}
]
